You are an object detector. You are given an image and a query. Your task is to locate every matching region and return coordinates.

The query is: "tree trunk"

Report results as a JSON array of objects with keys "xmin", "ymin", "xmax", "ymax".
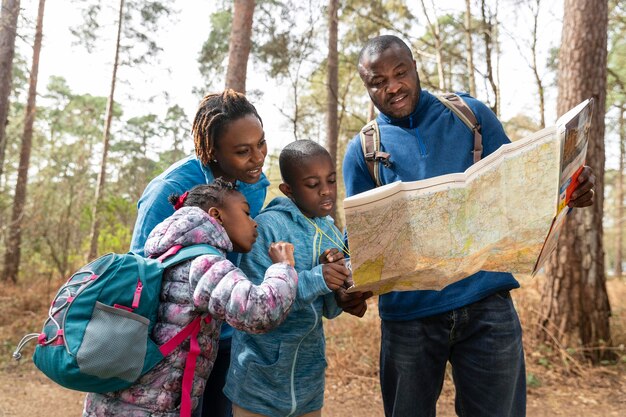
[
  {"xmin": 326, "ymin": 0, "xmax": 338, "ymax": 221},
  {"xmin": 616, "ymin": 105, "xmax": 624, "ymax": 278},
  {"xmin": 225, "ymin": 0, "xmax": 255, "ymax": 93},
  {"xmin": 540, "ymin": 0, "xmax": 611, "ymax": 363},
  {"xmin": 0, "ymin": 0, "xmax": 20, "ymax": 180},
  {"xmin": 88, "ymin": 0, "xmax": 124, "ymax": 261},
  {"xmin": 464, "ymin": 0, "xmax": 476, "ymax": 97},
  {"xmin": 530, "ymin": 0, "xmax": 546, "ymax": 128},
  {"xmin": 480, "ymin": 0, "xmax": 498, "ymax": 115},
  {"xmin": 421, "ymin": 0, "xmax": 445, "ymax": 91},
  {"xmin": 2, "ymin": 0, "xmax": 45, "ymax": 283}
]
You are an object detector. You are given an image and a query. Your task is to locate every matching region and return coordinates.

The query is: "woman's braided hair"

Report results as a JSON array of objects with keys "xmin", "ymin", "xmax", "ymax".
[
  {"xmin": 192, "ymin": 89, "xmax": 263, "ymax": 166},
  {"xmin": 168, "ymin": 178, "xmax": 239, "ymax": 211}
]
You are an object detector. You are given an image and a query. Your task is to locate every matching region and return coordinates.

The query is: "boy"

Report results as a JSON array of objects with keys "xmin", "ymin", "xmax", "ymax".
[{"xmin": 224, "ymin": 140, "xmax": 357, "ymax": 417}]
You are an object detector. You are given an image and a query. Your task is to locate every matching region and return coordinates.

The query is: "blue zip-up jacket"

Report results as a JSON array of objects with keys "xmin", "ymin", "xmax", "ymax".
[
  {"xmin": 224, "ymin": 197, "xmax": 343, "ymax": 417},
  {"xmin": 130, "ymin": 154, "xmax": 270, "ymax": 339},
  {"xmin": 343, "ymin": 90, "xmax": 520, "ymax": 321}
]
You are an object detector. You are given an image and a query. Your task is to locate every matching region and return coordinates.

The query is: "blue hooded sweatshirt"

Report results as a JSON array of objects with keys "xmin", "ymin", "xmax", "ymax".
[
  {"xmin": 130, "ymin": 154, "xmax": 270, "ymax": 340},
  {"xmin": 224, "ymin": 197, "xmax": 343, "ymax": 417},
  {"xmin": 343, "ymin": 90, "xmax": 520, "ymax": 321}
]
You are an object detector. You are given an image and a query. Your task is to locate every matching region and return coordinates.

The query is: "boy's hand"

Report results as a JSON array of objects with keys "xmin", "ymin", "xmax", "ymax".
[
  {"xmin": 322, "ymin": 262, "xmax": 350, "ymax": 291},
  {"xmin": 335, "ymin": 287, "xmax": 373, "ymax": 318},
  {"xmin": 268, "ymin": 242, "xmax": 295, "ymax": 267},
  {"xmin": 319, "ymin": 248, "xmax": 344, "ymax": 264}
]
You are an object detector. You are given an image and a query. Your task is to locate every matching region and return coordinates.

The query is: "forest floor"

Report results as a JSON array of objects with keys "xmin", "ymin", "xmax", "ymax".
[{"xmin": 0, "ymin": 274, "xmax": 624, "ymax": 417}]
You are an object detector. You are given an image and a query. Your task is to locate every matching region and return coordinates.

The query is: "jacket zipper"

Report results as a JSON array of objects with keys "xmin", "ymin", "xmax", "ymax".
[
  {"xmin": 286, "ymin": 225, "xmax": 322, "ymax": 416},
  {"xmin": 413, "ymin": 127, "xmax": 427, "ymax": 156}
]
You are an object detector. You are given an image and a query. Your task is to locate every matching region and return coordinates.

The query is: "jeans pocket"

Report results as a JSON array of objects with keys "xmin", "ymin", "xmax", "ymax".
[{"xmin": 77, "ymin": 302, "xmax": 149, "ymax": 382}]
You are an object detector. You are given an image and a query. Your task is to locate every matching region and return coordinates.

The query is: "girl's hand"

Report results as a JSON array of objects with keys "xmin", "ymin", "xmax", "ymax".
[
  {"xmin": 319, "ymin": 248, "xmax": 344, "ymax": 264},
  {"xmin": 269, "ymin": 242, "xmax": 295, "ymax": 267}
]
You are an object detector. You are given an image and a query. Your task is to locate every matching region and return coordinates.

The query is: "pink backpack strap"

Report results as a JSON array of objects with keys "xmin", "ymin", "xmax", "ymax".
[{"xmin": 159, "ymin": 315, "xmax": 213, "ymax": 417}]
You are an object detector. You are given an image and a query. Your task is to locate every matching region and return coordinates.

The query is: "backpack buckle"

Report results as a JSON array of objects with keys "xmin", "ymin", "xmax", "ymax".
[{"xmin": 367, "ymin": 151, "xmax": 391, "ymax": 167}]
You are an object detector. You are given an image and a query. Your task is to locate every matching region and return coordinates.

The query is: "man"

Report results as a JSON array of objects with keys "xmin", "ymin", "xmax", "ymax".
[{"xmin": 340, "ymin": 35, "xmax": 595, "ymax": 417}]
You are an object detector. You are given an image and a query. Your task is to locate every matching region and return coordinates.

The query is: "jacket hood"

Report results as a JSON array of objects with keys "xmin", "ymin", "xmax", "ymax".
[{"xmin": 144, "ymin": 206, "xmax": 232, "ymax": 257}]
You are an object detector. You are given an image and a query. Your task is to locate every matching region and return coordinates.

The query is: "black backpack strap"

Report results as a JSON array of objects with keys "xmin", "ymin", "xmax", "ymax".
[
  {"xmin": 359, "ymin": 119, "xmax": 390, "ymax": 187},
  {"xmin": 436, "ymin": 93, "xmax": 483, "ymax": 163}
]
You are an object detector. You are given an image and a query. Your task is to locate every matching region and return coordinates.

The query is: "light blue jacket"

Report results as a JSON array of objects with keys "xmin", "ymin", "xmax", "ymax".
[{"xmin": 224, "ymin": 197, "xmax": 343, "ymax": 417}]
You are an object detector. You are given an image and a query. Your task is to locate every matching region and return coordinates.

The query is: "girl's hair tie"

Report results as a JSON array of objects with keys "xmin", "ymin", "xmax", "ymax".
[{"xmin": 173, "ymin": 191, "xmax": 189, "ymax": 210}]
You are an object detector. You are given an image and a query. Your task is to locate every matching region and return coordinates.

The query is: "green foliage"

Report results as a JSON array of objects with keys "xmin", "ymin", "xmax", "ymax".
[
  {"xmin": 197, "ymin": 8, "xmax": 232, "ymax": 91},
  {"xmin": 71, "ymin": 0, "xmax": 176, "ymax": 65},
  {"xmin": 526, "ymin": 372, "xmax": 542, "ymax": 388}
]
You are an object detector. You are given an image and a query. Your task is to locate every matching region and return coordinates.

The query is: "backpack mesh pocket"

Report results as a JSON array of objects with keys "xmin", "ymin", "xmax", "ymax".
[{"xmin": 77, "ymin": 302, "xmax": 149, "ymax": 382}]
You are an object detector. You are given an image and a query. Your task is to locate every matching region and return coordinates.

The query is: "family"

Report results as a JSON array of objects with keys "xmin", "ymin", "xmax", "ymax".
[{"xmin": 82, "ymin": 35, "xmax": 596, "ymax": 417}]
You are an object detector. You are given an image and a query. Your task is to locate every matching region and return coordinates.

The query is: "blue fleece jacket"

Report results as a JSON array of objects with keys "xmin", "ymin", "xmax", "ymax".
[
  {"xmin": 224, "ymin": 197, "xmax": 343, "ymax": 417},
  {"xmin": 130, "ymin": 154, "xmax": 270, "ymax": 339},
  {"xmin": 343, "ymin": 90, "xmax": 520, "ymax": 321}
]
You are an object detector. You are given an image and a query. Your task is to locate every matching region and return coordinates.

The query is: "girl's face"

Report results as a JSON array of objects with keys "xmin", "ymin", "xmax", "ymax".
[
  {"xmin": 210, "ymin": 192, "xmax": 258, "ymax": 253},
  {"xmin": 211, "ymin": 114, "xmax": 267, "ymax": 184}
]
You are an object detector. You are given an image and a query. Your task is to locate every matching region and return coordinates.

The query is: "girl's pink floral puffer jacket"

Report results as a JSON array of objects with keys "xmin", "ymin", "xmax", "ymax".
[{"xmin": 83, "ymin": 206, "xmax": 297, "ymax": 417}]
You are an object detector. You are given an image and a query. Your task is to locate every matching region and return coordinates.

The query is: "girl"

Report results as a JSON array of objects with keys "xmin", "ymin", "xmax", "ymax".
[
  {"xmin": 84, "ymin": 179, "xmax": 298, "ymax": 417},
  {"xmin": 130, "ymin": 89, "xmax": 269, "ymax": 417}
]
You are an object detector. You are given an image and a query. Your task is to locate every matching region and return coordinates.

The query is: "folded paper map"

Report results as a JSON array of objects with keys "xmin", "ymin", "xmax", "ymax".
[{"xmin": 345, "ymin": 99, "xmax": 593, "ymax": 295}]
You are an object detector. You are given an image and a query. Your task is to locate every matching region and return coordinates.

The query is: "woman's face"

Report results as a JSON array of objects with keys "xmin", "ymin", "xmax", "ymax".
[{"xmin": 211, "ymin": 114, "xmax": 267, "ymax": 183}]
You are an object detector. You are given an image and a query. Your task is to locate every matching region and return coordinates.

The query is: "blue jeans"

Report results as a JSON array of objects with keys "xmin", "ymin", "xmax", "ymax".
[{"xmin": 380, "ymin": 291, "xmax": 526, "ymax": 417}]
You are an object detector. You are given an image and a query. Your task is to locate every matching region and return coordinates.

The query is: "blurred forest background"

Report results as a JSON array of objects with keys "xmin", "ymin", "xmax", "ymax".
[{"xmin": 0, "ymin": 0, "xmax": 625, "ymax": 415}]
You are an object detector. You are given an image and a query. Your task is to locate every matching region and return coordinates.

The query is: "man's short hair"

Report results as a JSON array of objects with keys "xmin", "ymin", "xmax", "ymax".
[
  {"xmin": 279, "ymin": 140, "xmax": 331, "ymax": 184},
  {"xmin": 358, "ymin": 35, "xmax": 413, "ymax": 65}
]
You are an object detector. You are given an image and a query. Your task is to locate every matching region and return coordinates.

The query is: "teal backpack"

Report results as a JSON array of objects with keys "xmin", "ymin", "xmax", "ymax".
[{"xmin": 13, "ymin": 244, "xmax": 220, "ymax": 395}]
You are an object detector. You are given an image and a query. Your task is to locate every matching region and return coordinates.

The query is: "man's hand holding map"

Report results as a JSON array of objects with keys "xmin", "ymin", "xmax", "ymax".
[{"xmin": 345, "ymin": 99, "xmax": 594, "ymax": 295}]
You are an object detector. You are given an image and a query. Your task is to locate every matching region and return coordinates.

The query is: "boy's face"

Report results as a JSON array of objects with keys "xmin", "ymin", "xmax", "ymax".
[
  {"xmin": 210, "ymin": 192, "xmax": 258, "ymax": 253},
  {"xmin": 280, "ymin": 154, "xmax": 337, "ymax": 218}
]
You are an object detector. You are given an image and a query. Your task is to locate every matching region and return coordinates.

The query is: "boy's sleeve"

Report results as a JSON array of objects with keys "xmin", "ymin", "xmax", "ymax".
[
  {"xmin": 292, "ymin": 265, "xmax": 333, "ymax": 310},
  {"xmin": 322, "ymin": 291, "xmax": 342, "ymax": 319},
  {"xmin": 189, "ymin": 254, "xmax": 298, "ymax": 334},
  {"xmin": 131, "ymin": 179, "xmax": 177, "ymax": 256},
  {"xmin": 242, "ymin": 212, "xmax": 333, "ymax": 311}
]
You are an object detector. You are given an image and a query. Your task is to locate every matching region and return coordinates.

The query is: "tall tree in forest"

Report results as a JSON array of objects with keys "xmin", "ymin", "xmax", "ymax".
[
  {"xmin": 420, "ymin": 0, "xmax": 446, "ymax": 91},
  {"xmin": 88, "ymin": 0, "xmax": 124, "ymax": 261},
  {"xmin": 225, "ymin": 0, "xmax": 255, "ymax": 93},
  {"xmin": 0, "ymin": 0, "xmax": 20, "ymax": 180},
  {"xmin": 2, "ymin": 0, "xmax": 45, "ymax": 282},
  {"xmin": 73, "ymin": 0, "xmax": 173, "ymax": 260},
  {"xmin": 606, "ymin": 0, "xmax": 626, "ymax": 276},
  {"xmin": 464, "ymin": 0, "xmax": 477, "ymax": 97},
  {"xmin": 479, "ymin": 0, "xmax": 499, "ymax": 115},
  {"xmin": 540, "ymin": 0, "xmax": 612, "ymax": 363},
  {"xmin": 509, "ymin": 0, "xmax": 547, "ymax": 128},
  {"xmin": 326, "ymin": 0, "xmax": 338, "ymax": 219},
  {"xmin": 616, "ymin": 104, "xmax": 624, "ymax": 277}
]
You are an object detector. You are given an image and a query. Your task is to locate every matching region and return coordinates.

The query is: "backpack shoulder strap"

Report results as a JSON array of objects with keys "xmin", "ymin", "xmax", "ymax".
[
  {"xmin": 359, "ymin": 119, "xmax": 390, "ymax": 187},
  {"xmin": 436, "ymin": 93, "xmax": 483, "ymax": 163},
  {"xmin": 159, "ymin": 244, "xmax": 221, "ymax": 268}
]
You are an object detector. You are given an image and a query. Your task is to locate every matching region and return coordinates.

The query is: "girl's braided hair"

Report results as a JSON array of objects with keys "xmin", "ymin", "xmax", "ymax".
[
  {"xmin": 192, "ymin": 89, "xmax": 263, "ymax": 166},
  {"xmin": 168, "ymin": 178, "xmax": 240, "ymax": 210}
]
